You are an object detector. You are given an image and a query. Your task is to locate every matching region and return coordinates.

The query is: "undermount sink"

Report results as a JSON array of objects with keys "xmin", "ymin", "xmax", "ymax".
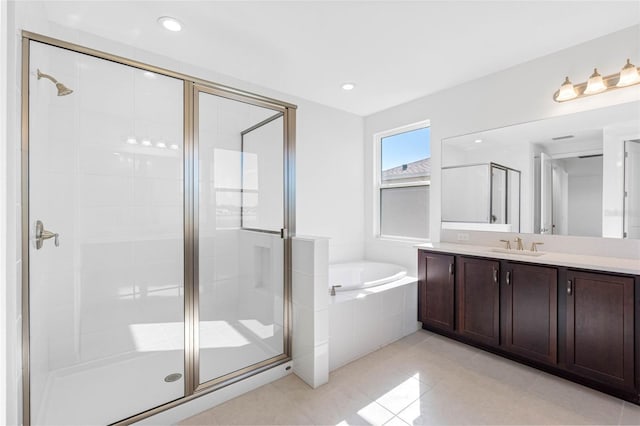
[{"xmin": 490, "ymin": 247, "xmax": 546, "ymax": 257}]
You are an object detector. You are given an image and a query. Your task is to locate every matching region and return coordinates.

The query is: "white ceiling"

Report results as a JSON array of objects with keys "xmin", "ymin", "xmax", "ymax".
[{"xmin": 37, "ymin": 1, "xmax": 640, "ymax": 116}]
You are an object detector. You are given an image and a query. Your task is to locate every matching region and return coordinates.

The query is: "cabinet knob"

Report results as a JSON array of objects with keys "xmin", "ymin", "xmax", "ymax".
[{"xmin": 567, "ymin": 280, "xmax": 572, "ymax": 295}]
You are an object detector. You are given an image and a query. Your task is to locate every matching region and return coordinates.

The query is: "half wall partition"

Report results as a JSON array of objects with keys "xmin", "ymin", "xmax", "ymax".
[{"xmin": 22, "ymin": 32, "xmax": 295, "ymax": 425}]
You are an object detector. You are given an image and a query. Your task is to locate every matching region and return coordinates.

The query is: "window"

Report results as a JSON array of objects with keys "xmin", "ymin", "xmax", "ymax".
[{"xmin": 376, "ymin": 122, "xmax": 430, "ymax": 240}]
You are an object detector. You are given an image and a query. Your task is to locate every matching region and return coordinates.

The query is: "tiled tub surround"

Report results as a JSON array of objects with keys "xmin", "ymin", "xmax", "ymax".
[
  {"xmin": 329, "ymin": 265, "xmax": 419, "ymax": 372},
  {"xmin": 416, "ymin": 242, "xmax": 640, "ymax": 404},
  {"xmin": 292, "ymin": 237, "xmax": 330, "ymax": 389},
  {"xmin": 292, "ymin": 236, "xmax": 420, "ymax": 380}
]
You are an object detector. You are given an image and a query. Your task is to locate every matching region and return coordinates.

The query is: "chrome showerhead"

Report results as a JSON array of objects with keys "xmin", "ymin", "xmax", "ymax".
[
  {"xmin": 37, "ymin": 69, "xmax": 73, "ymax": 96},
  {"xmin": 55, "ymin": 82, "xmax": 73, "ymax": 96}
]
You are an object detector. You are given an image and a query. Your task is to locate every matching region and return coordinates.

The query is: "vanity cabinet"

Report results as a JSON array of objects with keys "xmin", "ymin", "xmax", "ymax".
[
  {"xmin": 566, "ymin": 270, "xmax": 635, "ymax": 392},
  {"xmin": 418, "ymin": 251, "xmax": 455, "ymax": 332},
  {"xmin": 417, "ymin": 249, "xmax": 639, "ymax": 403},
  {"xmin": 502, "ymin": 263, "xmax": 557, "ymax": 365},
  {"xmin": 456, "ymin": 257, "xmax": 500, "ymax": 346}
]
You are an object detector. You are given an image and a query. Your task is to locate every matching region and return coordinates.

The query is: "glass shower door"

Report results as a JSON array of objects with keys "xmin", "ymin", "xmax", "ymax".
[
  {"xmin": 27, "ymin": 41, "xmax": 185, "ymax": 425},
  {"xmin": 196, "ymin": 88, "xmax": 287, "ymax": 386}
]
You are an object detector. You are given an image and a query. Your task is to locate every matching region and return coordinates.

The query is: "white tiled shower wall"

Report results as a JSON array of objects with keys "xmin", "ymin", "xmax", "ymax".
[{"xmin": 0, "ymin": 1, "xmax": 9, "ymax": 423}]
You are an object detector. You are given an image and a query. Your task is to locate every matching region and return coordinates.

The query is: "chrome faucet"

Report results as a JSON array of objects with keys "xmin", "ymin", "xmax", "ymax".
[
  {"xmin": 330, "ymin": 285, "xmax": 342, "ymax": 296},
  {"xmin": 514, "ymin": 237, "xmax": 524, "ymax": 251}
]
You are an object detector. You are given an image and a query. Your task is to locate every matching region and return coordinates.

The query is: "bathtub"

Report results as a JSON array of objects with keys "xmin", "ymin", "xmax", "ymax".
[
  {"xmin": 329, "ymin": 261, "xmax": 407, "ymax": 292},
  {"xmin": 328, "ymin": 260, "xmax": 419, "ymax": 371}
]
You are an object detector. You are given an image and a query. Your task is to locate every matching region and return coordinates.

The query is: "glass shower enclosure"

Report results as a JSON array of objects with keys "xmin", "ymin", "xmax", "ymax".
[{"xmin": 22, "ymin": 32, "xmax": 295, "ymax": 425}]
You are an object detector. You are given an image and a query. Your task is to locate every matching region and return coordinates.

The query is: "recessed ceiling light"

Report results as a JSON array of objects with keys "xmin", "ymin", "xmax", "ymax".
[
  {"xmin": 158, "ymin": 16, "xmax": 182, "ymax": 32},
  {"xmin": 143, "ymin": 71, "xmax": 156, "ymax": 79},
  {"xmin": 341, "ymin": 82, "xmax": 356, "ymax": 91},
  {"xmin": 474, "ymin": 139, "xmax": 483, "ymax": 144}
]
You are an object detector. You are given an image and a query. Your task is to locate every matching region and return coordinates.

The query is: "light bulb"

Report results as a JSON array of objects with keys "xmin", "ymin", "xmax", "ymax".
[
  {"xmin": 584, "ymin": 68, "xmax": 606, "ymax": 94},
  {"xmin": 141, "ymin": 139, "xmax": 152, "ymax": 146},
  {"xmin": 555, "ymin": 77, "xmax": 577, "ymax": 102},
  {"xmin": 617, "ymin": 59, "xmax": 640, "ymax": 87},
  {"xmin": 341, "ymin": 82, "xmax": 355, "ymax": 91},
  {"xmin": 126, "ymin": 137, "xmax": 137, "ymax": 145}
]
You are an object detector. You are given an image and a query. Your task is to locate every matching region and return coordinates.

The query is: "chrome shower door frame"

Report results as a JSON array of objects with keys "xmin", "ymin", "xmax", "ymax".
[{"xmin": 21, "ymin": 31, "xmax": 296, "ymax": 426}]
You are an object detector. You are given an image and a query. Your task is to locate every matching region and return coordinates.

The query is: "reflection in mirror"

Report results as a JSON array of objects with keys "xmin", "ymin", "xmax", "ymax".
[
  {"xmin": 442, "ymin": 163, "xmax": 520, "ymax": 232},
  {"xmin": 626, "ymin": 139, "xmax": 640, "ymax": 239},
  {"xmin": 442, "ymin": 101, "xmax": 640, "ymax": 239}
]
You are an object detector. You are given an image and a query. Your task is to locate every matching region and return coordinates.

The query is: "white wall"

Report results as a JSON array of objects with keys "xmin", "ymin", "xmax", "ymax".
[
  {"xmin": 568, "ymin": 174, "xmax": 603, "ymax": 237},
  {"xmin": 364, "ymin": 25, "xmax": 640, "ymax": 275},
  {"xmin": 295, "ymin": 101, "xmax": 364, "ymax": 261}
]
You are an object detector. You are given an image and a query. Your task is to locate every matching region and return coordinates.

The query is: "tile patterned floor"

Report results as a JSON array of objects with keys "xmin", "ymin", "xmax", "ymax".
[{"xmin": 180, "ymin": 330, "xmax": 640, "ymax": 425}]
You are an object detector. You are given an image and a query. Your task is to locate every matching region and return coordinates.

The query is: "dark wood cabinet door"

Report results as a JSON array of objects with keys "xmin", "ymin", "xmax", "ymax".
[
  {"xmin": 457, "ymin": 257, "xmax": 500, "ymax": 346},
  {"xmin": 418, "ymin": 251, "xmax": 455, "ymax": 331},
  {"xmin": 566, "ymin": 270, "xmax": 635, "ymax": 391},
  {"xmin": 503, "ymin": 263, "xmax": 557, "ymax": 365}
]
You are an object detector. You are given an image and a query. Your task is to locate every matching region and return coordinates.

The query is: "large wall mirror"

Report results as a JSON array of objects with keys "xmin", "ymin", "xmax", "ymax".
[{"xmin": 442, "ymin": 101, "xmax": 640, "ymax": 239}]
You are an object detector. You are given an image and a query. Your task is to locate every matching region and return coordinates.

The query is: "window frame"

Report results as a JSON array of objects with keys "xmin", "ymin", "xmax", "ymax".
[{"xmin": 374, "ymin": 120, "xmax": 431, "ymax": 242}]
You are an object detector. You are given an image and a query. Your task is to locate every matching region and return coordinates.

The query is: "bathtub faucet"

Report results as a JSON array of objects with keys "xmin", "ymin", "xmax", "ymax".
[{"xmin": 330, "ymin": 285, "xmax": 342, "ymax": 296}]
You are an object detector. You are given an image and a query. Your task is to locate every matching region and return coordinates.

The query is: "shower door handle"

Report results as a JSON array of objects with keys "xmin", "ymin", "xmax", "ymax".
[{"xmin": 35, "ymin": 220, "xmax": 59, "ymax": 249}]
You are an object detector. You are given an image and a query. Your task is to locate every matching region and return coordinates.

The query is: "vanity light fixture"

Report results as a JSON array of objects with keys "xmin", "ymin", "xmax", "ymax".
[
  {"xmin": 341, "ymin": 82, "xmax": 355, "ymax": 91},
  {"xmin": 474, "ymin": 139, "xmax": 483, "ymax": 144},
  {"xmin": 158, "ymin": 16, "xmax": 182, "ymax": 32},
  {"xmin": 553, "ymin": 58, "xmax": 640, "ymax": 102}
]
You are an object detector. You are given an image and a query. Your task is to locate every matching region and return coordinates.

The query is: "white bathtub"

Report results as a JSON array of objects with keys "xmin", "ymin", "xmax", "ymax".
[
  {"xmin": 328, "ymin": 260, "xmax": 419, "ymax": 371},
  {"xmin": 329, "ymin": 261, "xmax": 407, "ymax": 292}
]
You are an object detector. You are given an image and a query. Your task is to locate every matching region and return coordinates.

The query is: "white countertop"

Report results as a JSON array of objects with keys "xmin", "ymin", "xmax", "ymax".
[{"xmin": 415, "ymin": 242, "xmax": 640, "ymax": 275}]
